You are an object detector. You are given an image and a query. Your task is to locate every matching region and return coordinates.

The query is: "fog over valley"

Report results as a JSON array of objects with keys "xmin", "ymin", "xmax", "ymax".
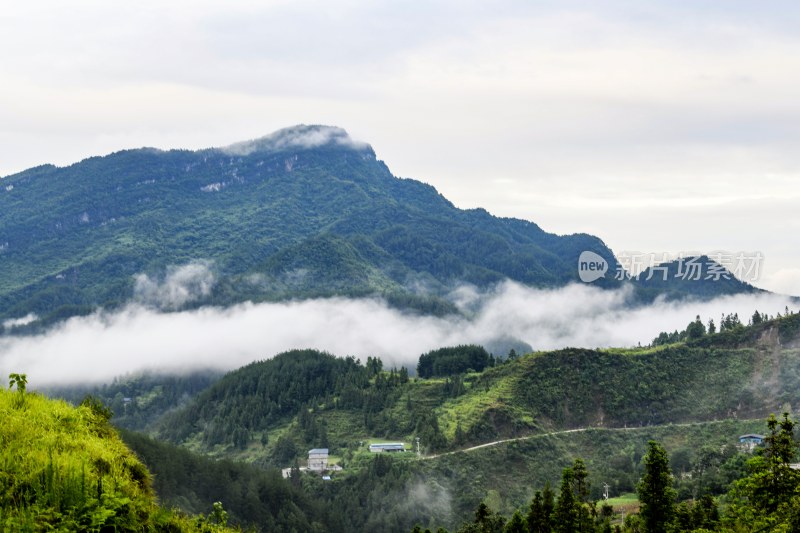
[{"xmin": 1, "ymin": 272, "xmax": 795, "ymax": 385}]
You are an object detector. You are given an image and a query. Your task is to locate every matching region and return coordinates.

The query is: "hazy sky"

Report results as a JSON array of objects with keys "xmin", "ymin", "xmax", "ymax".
[{"xmin": 2, "ymin": 1, "xmax": 799, "ymax": 294}]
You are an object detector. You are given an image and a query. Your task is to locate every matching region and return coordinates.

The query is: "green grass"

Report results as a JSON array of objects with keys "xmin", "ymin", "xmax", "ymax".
[
  {"xmin": 0, "ymin": 387, "xmax": 236, "ymax": 531},
  {"xmin": 605, "ymin": 492, "xmax": 639, "ymax": 507},
  {"xmin": 437, "ymin": 371, "xmax": 521, "ymax": 439}
]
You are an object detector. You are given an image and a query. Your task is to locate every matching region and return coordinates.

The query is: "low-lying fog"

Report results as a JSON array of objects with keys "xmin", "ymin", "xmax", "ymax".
[{"xmin": 1, "ymin": 264, "xmax": 796, "ymax": 385}]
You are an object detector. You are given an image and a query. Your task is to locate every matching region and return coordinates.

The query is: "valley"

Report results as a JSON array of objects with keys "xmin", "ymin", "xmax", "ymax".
[{"xmin": 30, "ymin": 311, "xmax": 800, "ymax": 531}]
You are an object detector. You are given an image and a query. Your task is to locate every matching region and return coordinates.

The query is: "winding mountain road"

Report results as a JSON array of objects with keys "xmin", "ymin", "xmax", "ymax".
[{"xmin": 423, "ymin": 420, "xmax": 740, "ymax": 460}]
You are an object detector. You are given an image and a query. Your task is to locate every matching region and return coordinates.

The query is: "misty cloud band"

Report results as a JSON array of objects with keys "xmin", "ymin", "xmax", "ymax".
[{"xmin": 0, "ymin": 282, "xmax": 795, "ymax": 386}]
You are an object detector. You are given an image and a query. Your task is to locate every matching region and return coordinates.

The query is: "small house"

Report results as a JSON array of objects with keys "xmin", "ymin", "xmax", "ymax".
[
  {"xmin": 738, "ymin": 434, "xmax": 765, "ymax": 451},
  {"xmin": 308, "ymin": 448, "xmax": 329, "ymax": 471}
]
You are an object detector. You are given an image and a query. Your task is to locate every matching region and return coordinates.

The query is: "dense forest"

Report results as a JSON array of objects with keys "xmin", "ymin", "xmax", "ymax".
[
  {"xmin": 119, "ymin": 430, "xmax": 331, "ymax": 532},
  {"xmin": 417, "ymin": 345, "xmax": 492, "ymax": 378}
]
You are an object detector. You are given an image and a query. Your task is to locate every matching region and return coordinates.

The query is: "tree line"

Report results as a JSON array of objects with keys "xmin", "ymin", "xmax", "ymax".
[{"xmin": 652, "ymin": 307, "xmax": 795, "ymax": 347}]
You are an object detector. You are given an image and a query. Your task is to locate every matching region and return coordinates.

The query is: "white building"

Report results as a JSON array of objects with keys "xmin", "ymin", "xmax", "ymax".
[
  {"xmin": 368, "ymin": 443, "xmax": 405, "ymax": 453},
  {"xmin": 308, "ymin": 448, "xmax": 329, "ymax": 471}
]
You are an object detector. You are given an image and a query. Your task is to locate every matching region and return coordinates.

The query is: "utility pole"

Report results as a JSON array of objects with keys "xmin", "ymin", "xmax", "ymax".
[{"xmin": 416, "ymin": 437, "xmax": 420, "ymax": 458}]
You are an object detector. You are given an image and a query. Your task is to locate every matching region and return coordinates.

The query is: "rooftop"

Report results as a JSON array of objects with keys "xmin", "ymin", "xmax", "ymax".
[{"xmin": 308, "ymin": 448, "xmax": 329, "ymax": 455}]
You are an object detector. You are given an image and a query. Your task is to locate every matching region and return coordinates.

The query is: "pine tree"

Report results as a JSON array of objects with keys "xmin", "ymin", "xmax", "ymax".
[
  {"xmin": 504, "ymin": 510, "xmax": 526, "ymax": 533},
  {"xmin": 526, "ymin": 490, "xmax": 553, "ymax": 533},
  {"xmin": 725, "ymin": 413, "xmax": 800, "ymax": 529},
  {"xmin": 686, "ymin": 315, "xmax": 706, "ymax": 340},
  {"xmin": 554, "ymin": 468, "xmax": 578, "ymax": 533},
  {"xmin": 473, "ymin": 502, "xmax": 505, "ymax": 533},
  {"xmin": 637, "ymin": 440, "xmax": 676, "ymax": 532},
  {"xmin": 541, "ymin": 481, "xmax": 555, "ymax": 529},
  {"xmin": 571, "ymin": 459, "xmax": 593, "ymax": 532},
  {"xmin": 749, "ymin": 413, "xmax": 800, "ymax": 513}
]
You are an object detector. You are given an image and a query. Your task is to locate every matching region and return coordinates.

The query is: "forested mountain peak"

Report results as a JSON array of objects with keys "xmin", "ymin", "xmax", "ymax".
[
  {"xmin": 0, "ymin": 127, "xmax": 758, "ymax": 328},
  {"xmin": 0, "ymin": 127, "xmax": 621, "ymax": 325}
]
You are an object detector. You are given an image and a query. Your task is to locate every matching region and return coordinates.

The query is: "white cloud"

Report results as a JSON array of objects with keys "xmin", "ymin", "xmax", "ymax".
[
  {"xmin": 2, "ymin": 313, "xmax": 38, "ymax": 331},
  {"xmin": 761, "ymin": 268, "xmax": 800, "ymax": 298},
  {"xmin": 1, "ymin": 282, "xmax": 796, "ymax": 386},
  {"xmin": 220, "ymin": 125, "xmax": 369, "ymax": 156},
  {"xmin": 133, "ymin": 261, "xmax": 215, "ymax": 310}
]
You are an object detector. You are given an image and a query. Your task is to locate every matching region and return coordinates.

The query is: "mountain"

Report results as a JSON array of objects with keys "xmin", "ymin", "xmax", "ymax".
[
  {"xmin": 635, "ymin": 255, "xmax": 761, "ymax": 300},
  {"xmin": 0, "ymin": 125, "xmax": 756, "ymax": 328}
]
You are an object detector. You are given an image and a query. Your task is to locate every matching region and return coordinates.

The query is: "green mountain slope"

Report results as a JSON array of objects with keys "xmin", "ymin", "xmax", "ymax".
[
  {"xmin": 1, "ymin": 124, "xmax": 752, "ymax": 327},
  {"xmin": 176, "ymin": 315, "xmax": 800, "ymax": 532},
  {"xmin": 0, "ymin": 384, "xmax": 235, "ymax": 531},
  {"xmin": 149, "ymin": 313, "xmax": 800, "ymax": 466}
]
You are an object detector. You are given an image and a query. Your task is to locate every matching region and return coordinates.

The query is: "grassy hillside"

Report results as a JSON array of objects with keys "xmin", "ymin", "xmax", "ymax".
[
  {"xmin": 114, "ymin": 405, "xmax": 770, "ymax": 532},
  {"xmin": 0, "ymin": 383, "xmax": 235, "ymax": 531},
  {"xmin": 201, "ymin": 418, "xmax": 760, "ymax": 532}
]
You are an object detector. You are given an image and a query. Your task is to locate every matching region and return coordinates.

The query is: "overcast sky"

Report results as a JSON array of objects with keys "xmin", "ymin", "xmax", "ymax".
[{"xmin": 1, "ymin": 1, "xmax": 798, "ymax": 295}]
